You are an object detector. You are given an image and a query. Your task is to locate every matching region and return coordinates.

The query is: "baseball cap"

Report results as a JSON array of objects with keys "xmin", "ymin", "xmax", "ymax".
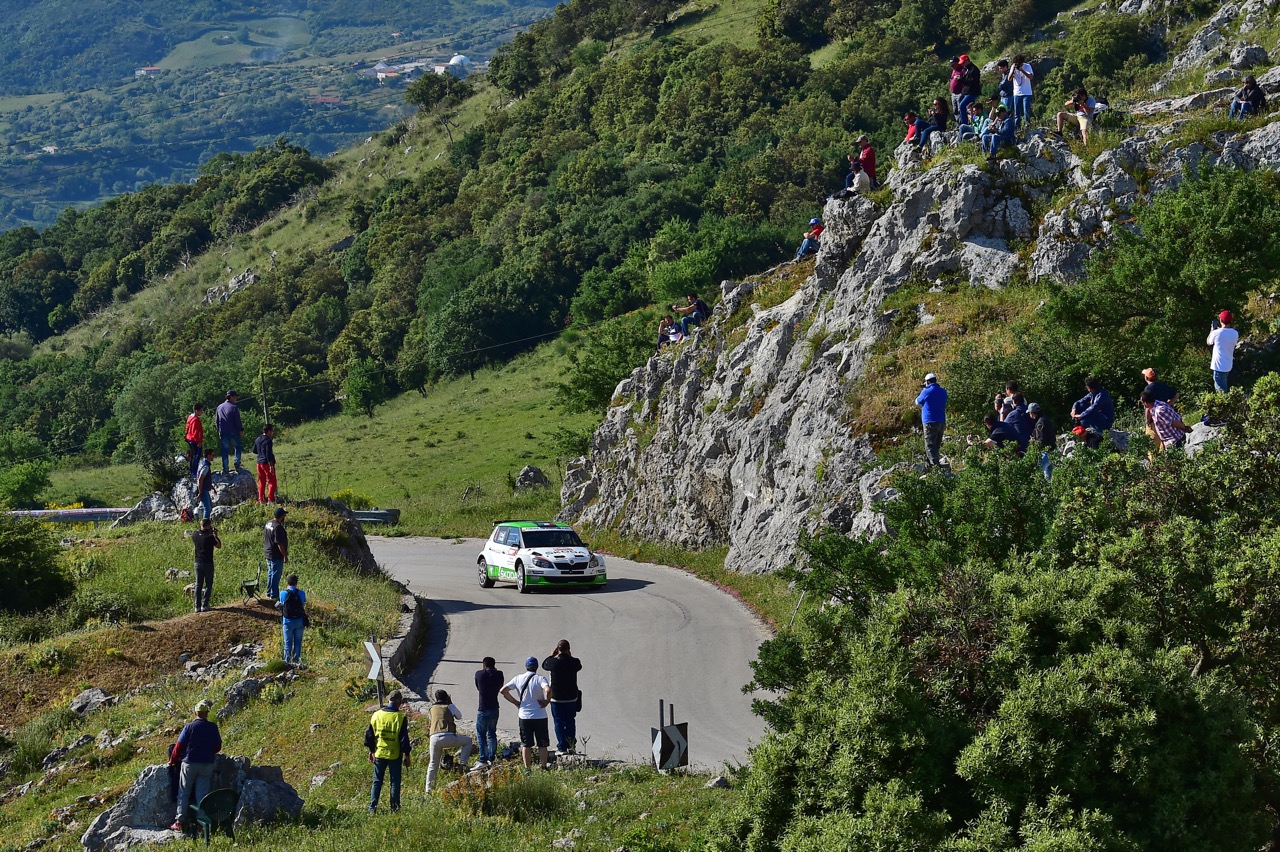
[
  {"xmin": 1219, "ymin": 310, "xmax": 1233, "ymax": 323},
  {"xmin": 194, "ymin": 699, "xmax": 213, "ymax": 713},
  {"xmin": 226, "ymin": 389, "xmax": 238, "ymax": 398},
  {"xmin": 525, "ymin": 656, "xmax": 538, "ymax": 670},
  {"xmin": 923, "ymin": 372, "xmax": 937, "ymax": 383},
  {"xmin": 959, "ymin": 53, "xmax": 970, "ymax": 63},
  {"xmin": 809, "ymin": 217, "xmax": 821, "ymax": 225},
  {"xmin": 274, "ymin": 507, "xmax": 288, "ymax": 518},
  {"xmin": 1026, "ymin": 402, "xmax": 1041, "ymax": 413},
  {"xmin": 1141, "ymin": 367, "xmax": 1156, "ymax": 381}
]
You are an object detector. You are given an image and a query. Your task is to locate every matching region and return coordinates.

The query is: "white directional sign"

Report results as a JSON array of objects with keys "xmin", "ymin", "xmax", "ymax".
[
  {"xmin": 651, "ymin": 723, "xmax": 689, "ymax": 772},
  {"xmin": 364, "ymin": 641, "xmax": 383, "ymax": 681}
]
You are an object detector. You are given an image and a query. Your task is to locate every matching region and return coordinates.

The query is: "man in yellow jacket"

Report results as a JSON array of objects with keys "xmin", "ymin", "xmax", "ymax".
[{"xmin": 365, "ymin": 689, "xmax": 411, "ymax": 813}]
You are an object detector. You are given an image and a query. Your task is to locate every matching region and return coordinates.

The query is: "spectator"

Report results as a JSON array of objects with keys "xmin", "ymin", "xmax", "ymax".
[
  {"xmin": 903, "ymin": 111, "xmax": 928, "ymax": 145},
  {"xmin": 794, "ymin": 219, "xmax": 824, "ymax": 262},
  {"xmin": 1028, "ymin": 402, "xmax": 1056, "ymax": 480},
  {"xmin": 500, "ymin": 656, "xmax": 552, "ymax": 771},
  {"xmin": 365, "ymin": 689, "xmax": 411, "ymax": 813},
  {"xmin": 1055, "ymin": 87, "xmax": 1097, "ymax": 144},
  {"xmin": 982, "ymin": 413, "xmax": 1021, "ymax": 453},
  {"xmin": 1140, "ymin": 367, "xmax": 1178, "ymax": 404},
  {"xmin": 425, "ymin": 689, "xmax": 472, "ymax": 792},
  {"xmin": 196, "ymin": 449, "xmax": 215, "ymax": 520},
  {"xmin": 994, "ymin": 380, "xmax": 1020, "ymax": 419},
  {"xmin": 856, "ymin": 135, "xmax": 877, "ymax": 185},
  {"xmin": 948, "ymin": 56, "xmax": 965, "ymax": 118},
  {"xmin": 1208, "ymin": 309, "xmax": 1240, "ymax": 392},
  {"xmin": 918, "ymin": 97, "xmax": 951, "ymax": 148},
  {"xmin": 656, "ymin": 316, "xmax": 676, "ymax": 352},
  {"xmin": 958, "ymin": 99, "xmax": 991, "ymax": 142},
  {"xmin": 1002, "ymin": 392, "xmax": 1033, "ymax": 453},
  {"xmin": 474, "ymin": 657, "xmax": 504, "ymax": 768},
  {"xmin": 914, "ymin": 372, "xmax": 948, "ymax": 467},
  {"xmin": 982, "ymin": 107, "xmax": 1016, "ymax": 159},
  {"xmin": 543, "ymin": 639, "xmax": 583, "ymax": 756},
  {"xmin": 169, "ymin": 699, "xmax": 222, "ymax": 833},
  {"xmin": 845, "ymin": 160, "xmax": 871, "ymax": 193},
  {"xmin": 1071, "ymin": 376, "xmax": 1115, "ymax": 450},
  {"xmin": 276, "ymin": 572, "xmax": 306, "ymax": 668},
  {"xmin": 185, "ymin": 404, "xmax": 204, "ymax": 478},
  {"xmin": 995, "ymin": 60, "xmax": 1013, "ymax": 112},
  {"xmin": 253, "ymin": 424, "xmax": 278, "ymax": 504},
  {"xmin": 215, "ymin": 390, "xmax": 243, "ymax": 476},
  {"xmin": 1141, "ymin": 390, "xmax": 1193, "ymax": 450},
  {"xmin": 673, "ymin": 293, "xmax": 710, "ymax": 336},
  {"xmin": 264, "ymin": 507, "xmax": 289, "ymax": 601},
  {"xmin": 956, "ymin": 54, "xmax": 982, "ymax": 130},
  {"xmin": 191, "ymin": 518, "xmax": 220, "ymax": 613},
  {"xmin": 1229, "ymin": 75, "xmax": 1267, "ymax": 120},
  {"xmin": 1009, "ymin": 55, "xmax": 1034, "ymax": 132}
]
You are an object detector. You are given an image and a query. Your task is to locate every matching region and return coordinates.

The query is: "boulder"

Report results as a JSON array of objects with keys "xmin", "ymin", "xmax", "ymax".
[
  {"xmin": 513, "ymin": 465, "xmax": 551, "ymax": 492},
  {"xmin": 81, "ymin": 765, "xmax": 173, "ymax": 850},
  {"xmin": 70, "ymin": 688, "xmax": 115, "ymax": 715},
  {"xmin": 113, "ymin": 470, "xmax": 257, "ymax": 528},
  {"xmin": 1185, "ymin": 421, "xmax": 1225, "ymax": 457},
  {"xmin": 236, "ymin": 778, "xmax": 304, "ymax": 824},
  {"xmin": 42, "ymin": 734, "xmax": 93, "ymax": 769},
  {"xmin": 1230, "ymin": 43, "xmax": 1269, "ymax": 69}
]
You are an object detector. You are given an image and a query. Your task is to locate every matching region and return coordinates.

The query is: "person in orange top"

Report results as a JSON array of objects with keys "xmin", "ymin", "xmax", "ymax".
[{"xmin": 185, "ymin": 403, "xmax": 204, "ymax": 478}]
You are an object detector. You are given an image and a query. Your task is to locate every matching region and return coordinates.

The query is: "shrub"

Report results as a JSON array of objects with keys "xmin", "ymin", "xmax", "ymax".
[{"xmin": 0, "ymin": 514, "xmax": 70, "ymax": 614}]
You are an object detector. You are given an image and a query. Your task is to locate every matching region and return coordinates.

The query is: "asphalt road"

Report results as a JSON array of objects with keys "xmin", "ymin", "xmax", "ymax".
[{"xmin": 370, "ymin": 536, "xmax": 772, "ymax": 770}]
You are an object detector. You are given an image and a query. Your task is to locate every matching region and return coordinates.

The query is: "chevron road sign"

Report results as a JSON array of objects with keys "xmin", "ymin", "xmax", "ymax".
[{"xmin": 651, "ymin": 699, "xmax": 689, "ymax": 772}]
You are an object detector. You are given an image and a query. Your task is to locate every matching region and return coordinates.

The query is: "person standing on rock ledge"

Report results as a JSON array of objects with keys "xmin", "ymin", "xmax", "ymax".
[
  {"xmin": 192, "ymin": 518, "xmax": 220, "ymax": 613},
  {"xmin": 253, "ymin": 424, "xmax": 278, "ymax": 504},
  {"xmin": 215, "ymin": 390, "xmax": 243, "ymax": 475},
  {"xmin": 196, "ymin": 448, "xmax": 215, "ymax": 520},
  {"xmin": 264, "ymin": 506, "xmax": 288, "ymax": 601},
  {"xmin": 915, "ymin": 373, "xmax": 948, "ymax": 468},
  {"xmin": 185, "ymin": 403, "xmax": 204, "ymax": 478},
  {"xmin": 169, "ymin": 699, "xmax": 222, "ymax": 833},
  {"xmin": 1207, "ymin": 310, "xmax": 1240, "ymax": 392},
  {"xmin": 366, "ymin": 689, "xmax": 411, "ymax": 813}
]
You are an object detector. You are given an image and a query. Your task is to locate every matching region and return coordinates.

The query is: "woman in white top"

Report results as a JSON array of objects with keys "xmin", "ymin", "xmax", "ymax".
[{"xmin": 1009, "ymin": 54, "xmax": 1034, "ymax": 132}]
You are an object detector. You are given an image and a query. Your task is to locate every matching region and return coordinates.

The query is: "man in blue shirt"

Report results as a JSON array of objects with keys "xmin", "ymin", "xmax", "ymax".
[
  {"xmin": 914, "ymin": 373, "xmax": 947, "ymax": 467},
  {"xmin": 170, "ymin": 699, "xmax": 222, "ymax": 832},
  {"xmin": 983, "ymin": 413, "xmax": 1021, "ymax": 454},
  {"xmin": 474, "ymin": 657, "xmax": 505, "ymax": 768},
  {"xmin": 1071, "ymin": 376, "xmax": 1115, "ymax": 450},
  {"xmin": 215, "ymin": 390, "xmax": 243, "ymax": 475},
  {"xmin": 277, "ymin": 573, "xmax": 307, "ymax": 667}
]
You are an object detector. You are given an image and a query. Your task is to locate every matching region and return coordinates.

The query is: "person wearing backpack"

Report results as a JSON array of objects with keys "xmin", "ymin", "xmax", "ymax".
[
  {"xmin": 365, "ymin": 689, "xmax": 411, "ymax": 813},
  {"xmin": 276, "ymin": 573, "xmax": 307, "ymax": 667},
  {"xmin": 500, "ymin": 656, "xmax": 551, "ymax": 770}
]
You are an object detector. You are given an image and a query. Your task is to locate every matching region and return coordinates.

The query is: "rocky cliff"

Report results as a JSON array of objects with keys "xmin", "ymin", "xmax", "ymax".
[{"xmin": 561, "ymin": 78, "xmax": 1280, "ymax": 574}]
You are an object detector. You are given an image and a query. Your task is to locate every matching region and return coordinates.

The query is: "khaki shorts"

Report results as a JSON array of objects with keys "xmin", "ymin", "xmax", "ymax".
[{"xmin": 1076, "ymin": 113, "xmax": 1094, "ymax": 132}]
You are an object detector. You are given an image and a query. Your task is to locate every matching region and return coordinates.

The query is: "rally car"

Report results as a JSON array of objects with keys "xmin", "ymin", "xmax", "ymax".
[{"xmin": 477, "ymin": 520, "xmax": 607, "ymax": 593}]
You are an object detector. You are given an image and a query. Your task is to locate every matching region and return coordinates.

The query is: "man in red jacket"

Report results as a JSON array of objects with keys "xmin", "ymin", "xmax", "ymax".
[{"xmin": 185, "ymin": 404, "xmax": 204, "ymax": 478}]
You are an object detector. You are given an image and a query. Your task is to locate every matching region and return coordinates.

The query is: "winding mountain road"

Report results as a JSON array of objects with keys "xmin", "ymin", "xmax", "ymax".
[{"xmin": 371, "ymin": 536, "xmax": 771, "ymax": 769}]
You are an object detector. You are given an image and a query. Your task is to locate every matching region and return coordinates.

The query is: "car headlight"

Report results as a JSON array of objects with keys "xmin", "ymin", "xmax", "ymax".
[
  {"xmin": 532, "ymin": 557, "xmax": 554, "ymax": 570},
  {"xmin": 588, "ymin": 553, "xmax": 600, "ymax": 568}
]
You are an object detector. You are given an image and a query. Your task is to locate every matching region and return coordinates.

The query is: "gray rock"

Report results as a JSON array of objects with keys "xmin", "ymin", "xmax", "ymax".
[
  {"xmin": 236, "ymin": 778, "xmax": 304, "ymax": 825},
  {"xmin": 1204, "ymin": 67, "xmax": 1239, "ymax": 85},
  {"xmin": 1185, "ymin": 421, "xmax": 1224, "ymax": 457},
  {"xmin": 113, "ymin": 470, "xmax": 256, "ymax": 528},
  {"xmin": 81, "ymin": 765, "xmax": 173, "ymax": 850},
  {"xmin": 706, "ymin": 775, "xmax": 731, "ymax": 788},
  {"xmin": 41, "ymin": 734, "xmax": 93, "ymax": 769},
  {"xmin": 513, "ymin": 465, "xmax": 551, "ymax": 492},
  {"xmin": 99, "ymin": 827, "xmax": 178, "ymax": 849},
  {"xmin": 1230, "ymin": 43, "xmax": 1269, "ymax": 69},
  {"xmin": 218, "ymin": 678, "xmax": 264, "ymax": 719},
  {"xmin": 70, "ymin": 688, "xmax": 115, "ymax": 715}
]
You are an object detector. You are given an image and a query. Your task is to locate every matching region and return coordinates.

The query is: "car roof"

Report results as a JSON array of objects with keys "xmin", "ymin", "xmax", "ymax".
[{"xmin": 492, "ymin": 520, "xmax": 575, "ymax": 530}]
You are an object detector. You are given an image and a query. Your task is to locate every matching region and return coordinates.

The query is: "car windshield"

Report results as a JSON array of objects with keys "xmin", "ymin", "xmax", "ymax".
[{"xmin": 522, "ymin": 530, "xmax": 584, "ymax": 548}]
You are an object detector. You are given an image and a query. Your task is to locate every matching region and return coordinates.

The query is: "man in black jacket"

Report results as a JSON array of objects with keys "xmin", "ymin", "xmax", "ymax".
[
  {"xmin": 542, "ymin": 639, "xmax": 583, "ymax": 755},
  {"xmin": 1230, "ymin": 75, "xmax": 1267, "ymax": 119}
]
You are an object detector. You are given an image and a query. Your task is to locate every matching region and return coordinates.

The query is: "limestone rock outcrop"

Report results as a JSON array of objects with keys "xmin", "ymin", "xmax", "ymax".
[{"xmin": 112, "ymin": 470, "xmax": 256, "ymax": 527}]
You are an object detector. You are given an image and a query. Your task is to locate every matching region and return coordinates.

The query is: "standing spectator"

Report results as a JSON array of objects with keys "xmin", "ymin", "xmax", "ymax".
[
  {"xmin": 673, "ymin": 293, "xmax": 710, "ymax": 336},
  {"xmin": 845, "ymin": 160, "xmax": 871, "ymax": 193},
  {"xmin": 196, "ymin": 449, "xmax": 215, "ymax": 520},
  {"xmin": 948, "ymin": 56, "xmax": 965, "ymax": 119},
  {"xmin": 365, "ymin": 689, "xmax": 411, "ymax": 813},
  {"xmin": 1027, "ymin": 402, "xmax": 1056, "ymax": 481},
  {"xmin": 276, "ymin": 572, "xmax": 306, "ymax": 668},
  {"xmin": 915, "ymin": 373, "xmax": 947, "ymax": 468},
  {"xmin": 543, "ymin": 639, "xmax": 583, "ymax": 756},
  {"xmin": 982, "ymin": 413, "xmax": 1020, "ymax": 452},
  {"xmin": 1207, "ymin": 310, "xmax": 1240, "ymax": 392},
  {"xmin": 982, "ymin": 107, "xmax": 1016, "ymax": 158},
  {"xmin": 192, "ymin": 518, "xmax": 220, "ymax": 613},
  {"xmin": 474, "ymin": 657, "xmax": 504, "ymax": 768},
  {"xmin": 264, "ymin": 507, "xmax": 288, "ymax": 601},
  {"xmin": 215, "ymin": 390, "xmax": 243, "ymax": 475},
  {"xmin": 957, "ymin": 54, "xmax": 982, "ymax": 130},
  {"xmin": 1229, "ymin": 75, "xmax": 1267, "ymax": 119},
  {"xmin": 918, "ymin": 97, "xmax": 950, "ymax": 148},
  {"xmin": 1009, "ymin": 55, "xmax": 1034, "ymax": 132},
  {"xmin": 856, "ymin": 135, "xmax": 877, "ymax": 186},
  {"xmin": 1141, "ymin": 368, "xmax": 1178, "ymax": 404},
  {"xmin": 995, "ymin": 60, "xmax": 1013, "ymax": 112},
  {"xmin": 1055, "ymin": 87, "xmax": 1097, "ymax": 144},
  {"xmin": 1141, "ymin": 391, "xmax": 1193, "ymax": 450},
  {"xmin": 425, "ymin": 689, "xmax": 472, "ymax": 792},
  {"xmin": 903, "ymin": 111, "xmax": 928, "ymax": 145},
  {"xmin": 253, "ymin": 424, "xmax": 278, "ymax": 504},
  {"xmin": 169, "ymin": 699, "xmax": 222, "ymax": 832},
  {"xmin": 185, "ymin": 404, "xmax": 204, "ymax": 478},
  {"xmin": 794, "ymin": 219, "xmax": 824, "ymax": 262},
  {"xmin": 1071, "ymin": 376, "xmax": 1115, "ymax": 450},
  {"xmin": 500, "ymin": 656, "xmax": 551, "ymax": 771}
]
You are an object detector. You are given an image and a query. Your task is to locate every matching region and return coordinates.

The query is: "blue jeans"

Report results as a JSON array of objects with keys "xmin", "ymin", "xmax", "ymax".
[
  {"xmin": 550, "ymin": 701, "xmax": 578, "ymax": 752},
  {"xmin": 1229, "ymin": 101, "xmax": 1255, "ymax": 120},
  {"xmin": 680, "ymin": 311, "xmax": 705, "ymax": 336},
  {"xmin": 369, "ymin": 757, "xmax": 402, "ymax": 812},
  {"xmin": 917, "ymin": 123, "xmax": 940, "ymax": 147},
  {"xmin": 1039, "ymin": 451, "xmax": 1054, "ymax": 482},
  {"xmin": 283, "ymin": 619, "xmax": 303, "ymax": 664},
  {"xmin": 957, "ymin": 95, "xmax": 976, "ymax": 127},
  {"xmin": 1213, "ymin": 369, "xmax": 1230, "ymax": 393},
  {"xmin": 266, "ymin": 559, "xmax": 284, "ymax": 601},
  {"xmin": 187, "ymin": 441, "xmax": 201, "ymax": 477},
  {"xmin": 475, "ymin": 709, "xmax": 499, "ymax": 763},
  {"xmin": 1013, "ymin": 94, "xmax": 1032, "ymax": 131},
  {"xmin": 219, "ymin": 433, "xmax": 241, "ymax": 472},
  {"xmin": 794, "ymin": 238, "xmax": 819, "ymax": 261},
  {"xmin": 199, "ymin": 492, "xmax": 212, "ymax": 519}
]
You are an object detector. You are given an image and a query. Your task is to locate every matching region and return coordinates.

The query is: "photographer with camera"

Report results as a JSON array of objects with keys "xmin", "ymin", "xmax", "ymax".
[
  {"xmin": 1055, "ymin": 87, "xmax": 1096, "ymax": 144},
  {"xmin": 191, "ymin": 518, "xmax": 221, "ymax": 613}
]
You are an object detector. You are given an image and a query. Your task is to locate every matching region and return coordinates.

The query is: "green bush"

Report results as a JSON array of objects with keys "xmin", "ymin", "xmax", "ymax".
[
  {"xmin": 0, "ymin": 514, "xmax": 70, "ymax": 614},
  {"xmin": 8, "ymin": 707, "xmax": 81, "ymax": 779}
]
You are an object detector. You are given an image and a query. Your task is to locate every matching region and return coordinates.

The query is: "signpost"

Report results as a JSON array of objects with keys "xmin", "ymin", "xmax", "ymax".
[
  {"xmin": 651, "ymin": 699, "xmax": 689, "ymax": 773},
  {"xmin": 364, "ymin": 640, "xmax": 385, "ymax": 705}
]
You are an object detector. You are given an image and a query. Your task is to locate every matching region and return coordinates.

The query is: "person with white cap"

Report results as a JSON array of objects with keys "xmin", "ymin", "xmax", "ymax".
[
  {"xmin": 1207, "ymin": 310, "xmax": 1240, "ymax": 392},
  {"xmin": 914, "ymin": 372, "xmax": 948, "ymax": 467},
  {"xmin": 170, "ymin": 699, "xmax": 222, "ymax": 832},
  {"xmin": 500, "ymin": 656, "xmax": 551, "ymax": 770}
]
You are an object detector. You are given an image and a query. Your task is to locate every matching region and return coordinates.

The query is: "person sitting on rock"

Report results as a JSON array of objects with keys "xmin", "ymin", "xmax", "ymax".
[
  {"xmin": 856, "ymin": 135, "xmax": 877, "ymax": 186},
  {"xmin": 1140, "ymin": 367, "xmax": 1178, "ymax": 405},
  {"xmin": 1229, "ymin": 75, "xmax": 1267, "ymax": 120},
  {"xmin": 673, "ymin": 293, "xmax": 710, "ymax": 336},
  {"xmin": 982, "ymin": 413, "xmax": 1021, "ymax": 455},
  {"xmin": 982, "ymin": 107, "xmax": 1016, "ymax": 159},
  {"xmin": 1071, "ymin": 375, "xmax": 1115, "ymax": 450},
  {"xmin": 903, "ymin": 111, "xmax": 928, "ymax": 145},
  {"xmin": 1055, "ymin": 87, "xmax": 1097, "ymax": 145},
  {"xmin": 845, "ymin": 160, "xmax": 871, "ymax": 194},
  {"xmin": 794, "ymin": 218, "xmax": 824, "ymax": 262},
  {"xmin": 957, "ymin": 100, "xmax": 991, "ymax": 142},
  {"xmin": 1141, "ymin": 390, "xmax": 1193, "ymax": 451},
  {"xmin": 1028, "ymin": 402, "xmax": 1056, "ymax": 481},
  {"xmin": 918, "ymin": 97, "xmax": 951, "ymax": 148},
  {"xmin": 656, "ymin": 315, "xmax": 676, "ymax": 353}
]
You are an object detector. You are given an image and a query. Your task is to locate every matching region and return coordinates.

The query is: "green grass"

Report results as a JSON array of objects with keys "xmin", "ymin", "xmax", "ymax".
[
  {"xmin": 158, "ymin": 17, "xmax": 312, "ymax": 71},
  {"xmin": 669, "ymin": 0, "xmax": 763, "ymax": 48}
]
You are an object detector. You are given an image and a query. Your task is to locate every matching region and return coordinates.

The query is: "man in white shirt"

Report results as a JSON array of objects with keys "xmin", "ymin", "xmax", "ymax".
[
  {"xmin": 1207, "ymin": 309, "xmax": 1240, "ymax": 392},
  {"xmin": 501, "ymin": 656, "xmax": 551, "ymax": 770}
]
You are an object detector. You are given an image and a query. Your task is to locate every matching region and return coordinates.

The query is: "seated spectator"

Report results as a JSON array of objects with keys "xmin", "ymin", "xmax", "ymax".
[
  {"xmin": 919, "ymin": 97, "xmax": 951, "ymax": 148},
  {"xmin": 994, "ymin": 380, "xmax": 1020, "ymax": 418},
  {"xmin": 981, "ymin": 107, "xmax": 1016, "ymax": 159},
  {"xmin": 903, "ymin": 111, "xmax": 928, "ymax": 145},
  {"xmin": 1055, "ymin": 87, "xmax": 1097, "ymax": 144},
  {"xmin": 1027, "ymin": 402, "xmax": 1056, "ymax": 481},
  {"xmin": 672, "ymin": 294, "xmax": 710, "ymax": 337},
  {"xmin": 1229, "ymin": 75, "xmax": 1267, "ymax": 120},
  {"xmin": 957, "ymin": 101, "xmax": 990, "ymax": 142},
  {"xmin": 856, "ymin": 135, "xmax": 877, "ymax": 186},
  {"xmin": 1071, "ymin": 375, "xmax": 1115, "ymax": 450},
  {"xmin": 983, "ymin": 413, "xmax": 1022, "ymax": 455},
  {"xmin": 656, "ymin": 315, "xmax": 675, "ymax": 352},
  {"xmin": 845, "ymin": 160, "xmax": 871, "ymax": 194},
  {"xmin": 1002, "ymin": 392, "xmax": 1032, "ymax": 453},
  {"xmin": 794, "ymin": 218, "xmax": 824, "ymax": 261},
  {"xmin": 1140, "ymin": 367, "xmax": 1178, "ymax": 404},
  {"xmin": 1141, "ymin": 390, "xmax": 1192, "ymax": 450}
]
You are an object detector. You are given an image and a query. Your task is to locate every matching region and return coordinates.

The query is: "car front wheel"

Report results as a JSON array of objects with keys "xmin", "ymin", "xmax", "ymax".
[
  {"xmin": 477, "ymin": 558, "xmax": 495, "ymax": 589},
  {"xmin": 516, "ymin": 562, "xmax": 530, "ymax": 594}
]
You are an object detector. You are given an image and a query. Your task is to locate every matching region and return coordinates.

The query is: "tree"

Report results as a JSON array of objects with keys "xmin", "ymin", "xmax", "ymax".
[
  {"xmin": 404, "ymin": 72, "xmax": 474, "ymax": 113},
  {"xmin": 0, "ymin": 513, "xmax": 70, "ymax": 614},
  {"xmin": 343, "ymin": 357, "xmax": 389, "ymax": 417}
]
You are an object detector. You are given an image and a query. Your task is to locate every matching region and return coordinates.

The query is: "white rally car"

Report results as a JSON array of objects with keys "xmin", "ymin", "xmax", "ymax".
[{"xmin": 477, "ymin": 520, "xmax": 607, "ymax": 593}]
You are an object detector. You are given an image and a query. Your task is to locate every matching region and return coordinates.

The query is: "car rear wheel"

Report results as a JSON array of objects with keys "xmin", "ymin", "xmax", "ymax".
[
  {"xmin": 477, "ymin": 558, "xmax": 495, "ymax": 589},
  {"xmin": 516, "ymin": 561, "xmax": 530, "ymax": 594}
]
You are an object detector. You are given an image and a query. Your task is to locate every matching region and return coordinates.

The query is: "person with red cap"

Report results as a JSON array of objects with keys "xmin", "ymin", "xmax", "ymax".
[
  {"xmin": 956, "ymin": 54, "xmax": 982, "ymax": 134},
  {"xmin": 1207, "ymin": 310, "xmax": 1240, "ymax": 392}
]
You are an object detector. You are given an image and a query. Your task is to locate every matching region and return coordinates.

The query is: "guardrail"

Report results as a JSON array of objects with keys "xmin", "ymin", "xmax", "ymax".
[
  {"xmin": 353, "ymin": 509, "xmax": 401, "ymax": 525},
  {"xmin": 8, "ymin": 506, "xmax": 401, "ymax": 526}
]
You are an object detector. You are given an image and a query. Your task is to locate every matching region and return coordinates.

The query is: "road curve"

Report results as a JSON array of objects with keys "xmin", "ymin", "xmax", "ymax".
[{"xmin": 370, "ymin": 536, "xmax": 772, "ymax": 770}]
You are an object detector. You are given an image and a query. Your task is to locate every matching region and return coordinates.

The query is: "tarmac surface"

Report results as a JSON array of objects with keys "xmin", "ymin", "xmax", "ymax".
[{"xmin": 371, "ymin": 536, "xmax": 772, "ymax": 769}]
